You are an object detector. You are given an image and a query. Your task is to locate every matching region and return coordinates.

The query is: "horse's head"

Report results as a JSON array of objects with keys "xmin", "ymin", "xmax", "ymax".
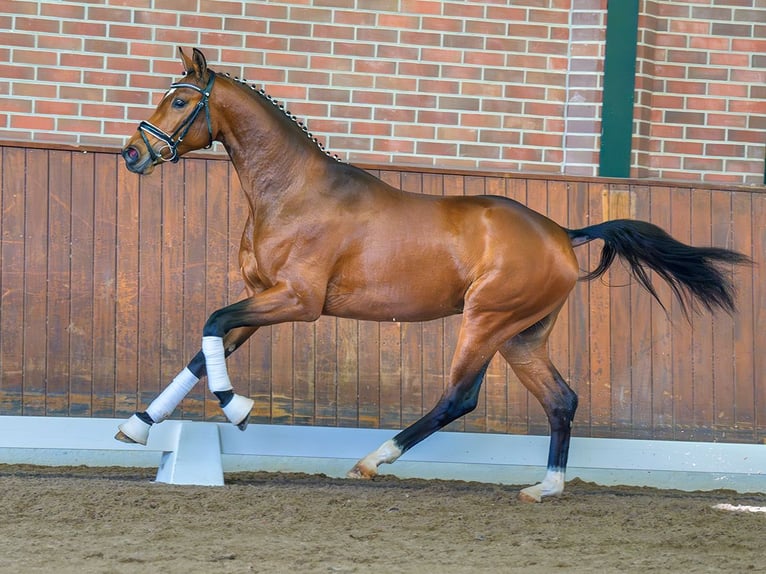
[{"xmin": 122, "ymin": 48, "xmax": 216, "ymax": 175}]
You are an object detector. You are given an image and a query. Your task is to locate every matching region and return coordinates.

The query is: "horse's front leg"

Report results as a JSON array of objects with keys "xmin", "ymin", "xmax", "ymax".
[
  {"xmin": 201, "ymin": 282, "xmax": 322, "ymax": 425},
  {"xmin": 115, "ymin": 327, "xmax": 257, "ymax": 445}
]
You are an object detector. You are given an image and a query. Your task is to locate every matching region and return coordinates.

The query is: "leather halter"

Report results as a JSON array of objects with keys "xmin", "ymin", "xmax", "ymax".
[{"xmin": 137, "ymin": 72, "xmax": 216, "ymax": 163}]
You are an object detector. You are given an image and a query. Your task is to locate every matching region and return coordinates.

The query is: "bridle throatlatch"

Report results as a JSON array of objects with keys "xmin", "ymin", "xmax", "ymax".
[{"xmin": 137, "ymin": 72, "xmax": 216, "ymax": 163}]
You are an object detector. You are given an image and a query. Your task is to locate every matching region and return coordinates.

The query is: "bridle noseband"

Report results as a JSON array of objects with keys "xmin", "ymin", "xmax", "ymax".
[{"xmin": 137, "ymin": 72, "xmax": 216, "ymax": 163}]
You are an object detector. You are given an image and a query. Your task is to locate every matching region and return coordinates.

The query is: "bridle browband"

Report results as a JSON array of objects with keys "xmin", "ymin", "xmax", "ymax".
[{"xmin": 137, "ymin": 72, "xmax": 216, "ymax": 163}]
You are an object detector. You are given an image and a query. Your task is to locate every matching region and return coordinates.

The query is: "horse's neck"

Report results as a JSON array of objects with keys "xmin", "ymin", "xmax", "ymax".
[{"xmin": 216, "ymin": 82, "xmax": 321, "ymax": 206}]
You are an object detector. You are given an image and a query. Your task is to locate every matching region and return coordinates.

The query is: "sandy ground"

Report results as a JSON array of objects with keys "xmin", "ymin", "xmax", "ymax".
[{"xmin": 0, "ymin": 464, "xmax": 763, "ymax": 574}]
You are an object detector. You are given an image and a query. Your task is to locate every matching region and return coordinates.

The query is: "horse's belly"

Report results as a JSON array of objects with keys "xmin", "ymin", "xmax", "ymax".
[{"xmin": 322, "ymin": 283, "xmax": 463, "ymax": 322}]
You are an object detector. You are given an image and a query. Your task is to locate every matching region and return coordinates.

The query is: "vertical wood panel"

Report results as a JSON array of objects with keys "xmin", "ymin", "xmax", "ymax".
[
  {"xmin": 649, "ymin": 185, "xmax": 674, "ymax": 440},
  {"xmin": 23, "ymin": 149, "xmax": 49, "ymax": 415},
  {"xmin": 0, "ymin": 145, "xmax": 762, "ymax": 445},
  {"xmin": 731, "ymin": 191, "xmax": 755, "ymax": 441},
  {"xmin": 114, "ymin": 161, "xmax": 138, "ymax": 416},
  {"xmin": 630, "ymin": 186, "xmax": 653, "ymax": 438},
  {"xmin": 69, "ymin": 152, "xmax": 95, "ymax": 417},
  {"xmin": 0, "ymin": 148, "xmax": 26, "ymax": 414},
  {"xmin": 670, "ymin": 187, "xmax": 693, "ymax": 439},
  {"xmin": 588, "ymin": 183, "xmax": 611, "ymax": 436},
  {"xmin": 92, "ymin": 154, "xmax": 118, "ymax": 417},
  {"xmin": 690, "ymin": 188, "xmax": 714, "ymax": 439},
  {"xmin": 568, "ymin": 181, "xmax": 591, "ymax": 437},
  {"xmin": 710, "ymin": 190, "xmax": 736, "ymax": 439},
  {"xmin": 45, "ymin": 150, "xmax": 72, "ymax": 416}
]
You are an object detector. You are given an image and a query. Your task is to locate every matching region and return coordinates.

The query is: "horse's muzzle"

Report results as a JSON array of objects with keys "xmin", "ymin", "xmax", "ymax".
[{"xmin": 121, "ymin": 145, "xmax": 153, "ymax": 174}]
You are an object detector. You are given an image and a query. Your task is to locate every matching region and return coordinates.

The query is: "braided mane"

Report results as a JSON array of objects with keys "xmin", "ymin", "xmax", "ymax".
[{"xmin": 222, "ymin": 72, "xmax": 343, "ymax": 163}]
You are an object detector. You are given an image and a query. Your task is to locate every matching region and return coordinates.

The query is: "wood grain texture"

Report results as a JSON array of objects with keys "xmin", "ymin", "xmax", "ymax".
[{"xmin": 0, "ymin": 145, "xmax": 762, "ymax": 445}]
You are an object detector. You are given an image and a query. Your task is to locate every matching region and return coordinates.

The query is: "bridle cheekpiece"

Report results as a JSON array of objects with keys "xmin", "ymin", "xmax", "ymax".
[{"xmin": 137, "ymin": 72, "xmax": 216, "ymax": 163}]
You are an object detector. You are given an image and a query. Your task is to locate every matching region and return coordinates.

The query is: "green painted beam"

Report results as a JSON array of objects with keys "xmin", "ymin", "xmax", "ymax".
[{"xmin": 599, "ymin": 0, "xmax": 640, "ymax": 178}]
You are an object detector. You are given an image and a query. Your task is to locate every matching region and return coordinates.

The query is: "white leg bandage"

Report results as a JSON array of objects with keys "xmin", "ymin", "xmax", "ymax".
[
  {"xmin": 202, "ymin": 336, "xmax": 233, "ymax": 393},
  {"xmin": 145, "ymin": 367, "xmax": 200, "ymax": 423}
]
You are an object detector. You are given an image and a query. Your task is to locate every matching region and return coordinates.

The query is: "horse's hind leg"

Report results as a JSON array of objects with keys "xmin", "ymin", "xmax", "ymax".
[
  {"xmin": 348, "ymin": 310, "xmax": 517, "ymax": 479},
  {"xmin": 499, "ymin": 312, "xmax": 578, "ymax": 503}
]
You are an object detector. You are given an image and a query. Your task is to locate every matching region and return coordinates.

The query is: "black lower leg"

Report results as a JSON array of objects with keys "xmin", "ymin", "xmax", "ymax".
[
  {"xmin": 393, "ymin": 363, "xmax": 489, "ymax": 454},
  {"xmin": 545, "ymin": 374, "xmax": 578, "ymax": 472}
]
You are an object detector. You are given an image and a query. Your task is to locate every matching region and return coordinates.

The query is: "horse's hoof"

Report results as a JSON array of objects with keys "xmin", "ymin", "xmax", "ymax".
[
  {"xmin": 222, "ymin": 394, "xmax": 254, "ymax": 429},
  {"xmin": 346, "ymin": 463, "xmax": 375, "ymax": 480},
  {"xmin": 115, "ymin": 414, "xmax": 150, "ymax": 446},
  {"xmin": 236, "ymin": 414, "xmax": 250, "ymax": 431},
  {"xmin": 517, "ymin": 490, "xmax": 542, "ymax": 504},
  {"xmin": 114, "ymin": 430, "xmax": 137, "ymax": 444}
]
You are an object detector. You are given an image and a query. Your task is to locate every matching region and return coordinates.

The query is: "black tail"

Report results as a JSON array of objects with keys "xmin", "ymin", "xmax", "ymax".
[{"xmin": 567, "ymin": 219, "xmax": 752, "ymax": 317}]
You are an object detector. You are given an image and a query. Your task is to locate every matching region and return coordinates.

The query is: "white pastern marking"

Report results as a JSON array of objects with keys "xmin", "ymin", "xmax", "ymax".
[{"xmin": 362, "ymin": 439, "xmax": 402, "ymax": 469}]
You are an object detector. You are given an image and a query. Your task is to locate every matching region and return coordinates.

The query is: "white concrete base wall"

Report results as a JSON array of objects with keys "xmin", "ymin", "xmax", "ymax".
[{"xmin": 0, "ymin": 416, "xmax": 763, "ymax": 493}]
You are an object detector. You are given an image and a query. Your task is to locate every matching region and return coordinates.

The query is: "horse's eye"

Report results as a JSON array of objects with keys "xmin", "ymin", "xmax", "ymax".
[{"xmin": 172, "ymin": 98, "xmax": 187, "ymax": 109}]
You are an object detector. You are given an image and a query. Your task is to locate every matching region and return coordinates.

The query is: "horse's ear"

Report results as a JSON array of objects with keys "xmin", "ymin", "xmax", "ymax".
[{"xmin": 178, "ymin": 47, "xmax": 207, "ymax": 79}]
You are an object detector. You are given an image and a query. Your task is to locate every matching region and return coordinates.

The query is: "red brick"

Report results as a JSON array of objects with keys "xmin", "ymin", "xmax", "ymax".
[
  {"xmin": 134, "ymin": 10, "xmax": 178, "ymax": 26},
  {"xmin": 81, "ymin": 103, "xmax": 126, "ymax": 120},
  {"xmin": 374, "ymin": 108, "xmax": 415, "ymax": 122},
  {"xmin": 84, "ymin": 71, "xmax": 128, "ymax": 87},
  {"xmin": 14, "ymin": 83, "xmax": 57, "ymax": 98},
  {"xmin": 330, "ymin": 105, "xmax": 371, "ymax": 120},
  {"xmin": 85, "ymin": 39, "xmax": 129, "ymax": 55},
  {"xmin": 396, "ymin": 93, "xmax": 435, "ymax": 108},
  {"xmin": 377, "ymin": 44, "xmax": 419, "ymax": 61},
  {"xmin": 200, "ymin": 0, "xmax": 243, "ymax": 14},
  {"xmin": 443, "ymin": 34, "xmax": 485, "ymax": 50},
  {"xmin": 58, "ymin": 117, "xmax": 103, "ymax": 133},
  {"xmin": 246, "ymin": 35, "xmax": 289, "ymax": 51},
  {"xmin": 266, "ymin": 53, "xmax": 309, "ymax": 68},
  {"xmin": 244, "ymin": 3, "xmax": 288, "ymax": 19},
  {"xmin": 0, "ymin": 32, "xmax": 35, "ymax": 47},
  {"xmin": 402, "ymin": 0, "xmax": 441, "ymax": 15},
  {"xmin": 393, "ymin": 124, "xmax": 435, "ymax": 140},
  {"xmin": 416, "ymin": 141, "xmax": 458, "ymax": 157},
  {"xmin": 37, "ymin": 67, "xmax": 81, "ymax": 84},
  {"xmin": 418, "ymin": 78, "xmax": 459, "ymax": 95},
  {"xmin": 0, "ymin": 64, "xmax": 35, "ymax": 80},
  {"xmin": 333, "ymin": 10, "xmax": 376, "ymax": 26},
  {"xmin": 290, "ymin": 38, "xmax": 332, "ymax": 53},
  {"xmin": 0, "ymin": 0, "xmax": 37, "ymax": 14},
  {"xmin": 330, "ymin": 73, "xmax": 373, "ymax": 89},
  {"xmin": 374, "ymin": 138, "xmax": 414, "ymax": 153},
  {"xmin": 377, "ymin": 75, "xmax": 418, "ymax": 92},
  {"xmin": 328, "ymin": 135, "xmax": 370, "ymax": 151},
  {"xmin": 269, "ymin": 21, "xmax": 312, "ymax": 37},
  {"xmin": 350, "ymin": 122, "xmax": 392, "ymax": 136},
  {"xmin": 401, "ymin": 31, "xmax": 442, "ymax": 46},
  {"xmin": 11, "ymin": 115, "xmax": 56, "ymax": 130},
  {"xmin": 314, "ymin": 24, "xmax": 355, "ymax": 40},
  {"xmin": 353, "ymin": 91, "xmax": 394, "ymax": 106},
  {"xmin": 201, "ymin": 32, "xmax": 243, "ymax": 47},
  {"xmin": 437, "ymin": 126, "xmax": 477, "ymax": 142},
  {"xmin": 14, "ymin": 17, "xmax": 60, "ymax": 33},
  {"xmin": 35, "ymin": 100, "xmax": 79, "ymax": 116},
  {"xmin": 88, "ymin": 6, "xmax": 132, "ymax": 22},
  {"xmin": 461, "ymin": 114, "xmax": 501, "ymax": 129}
]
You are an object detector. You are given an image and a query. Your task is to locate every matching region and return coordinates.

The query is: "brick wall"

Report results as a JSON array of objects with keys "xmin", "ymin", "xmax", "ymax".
[
  {"xmin": 0, "ymin": 1, "xmax": 763, "ymax": 183},
  {"xmin": 0, "ymin": 0, "xmax": 606, "ymax": 175},
  {"xmin": 635, "ymin": 0, "xmax": 766, "ymax": 184}
]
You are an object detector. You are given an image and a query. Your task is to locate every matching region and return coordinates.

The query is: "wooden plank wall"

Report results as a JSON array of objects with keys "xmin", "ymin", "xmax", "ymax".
[{"xmin": 0, "ymin": 145, "xmax": 763, "ymax": 444}]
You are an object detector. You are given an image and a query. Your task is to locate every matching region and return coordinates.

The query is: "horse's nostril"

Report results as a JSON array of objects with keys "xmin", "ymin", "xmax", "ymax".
[{"xmin": 124, "ymin": 146, "xmax": 139, "ymax": 162}]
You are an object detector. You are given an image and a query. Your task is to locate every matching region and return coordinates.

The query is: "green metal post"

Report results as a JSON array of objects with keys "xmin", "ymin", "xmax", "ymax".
[{"xmin": 599, "ymin": 0, "xmax": 640, "ymax": 178}]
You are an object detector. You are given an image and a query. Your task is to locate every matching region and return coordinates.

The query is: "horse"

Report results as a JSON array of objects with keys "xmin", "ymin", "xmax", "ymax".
[{"xmin": 117, "ymin": 48, "xmax": 750, "ymax": 502}]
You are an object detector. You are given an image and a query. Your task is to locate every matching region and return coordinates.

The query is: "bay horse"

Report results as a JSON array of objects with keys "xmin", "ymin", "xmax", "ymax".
[{"xmin": 118, "ymin": 48, "xmax": 749, "ymax": 502}]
